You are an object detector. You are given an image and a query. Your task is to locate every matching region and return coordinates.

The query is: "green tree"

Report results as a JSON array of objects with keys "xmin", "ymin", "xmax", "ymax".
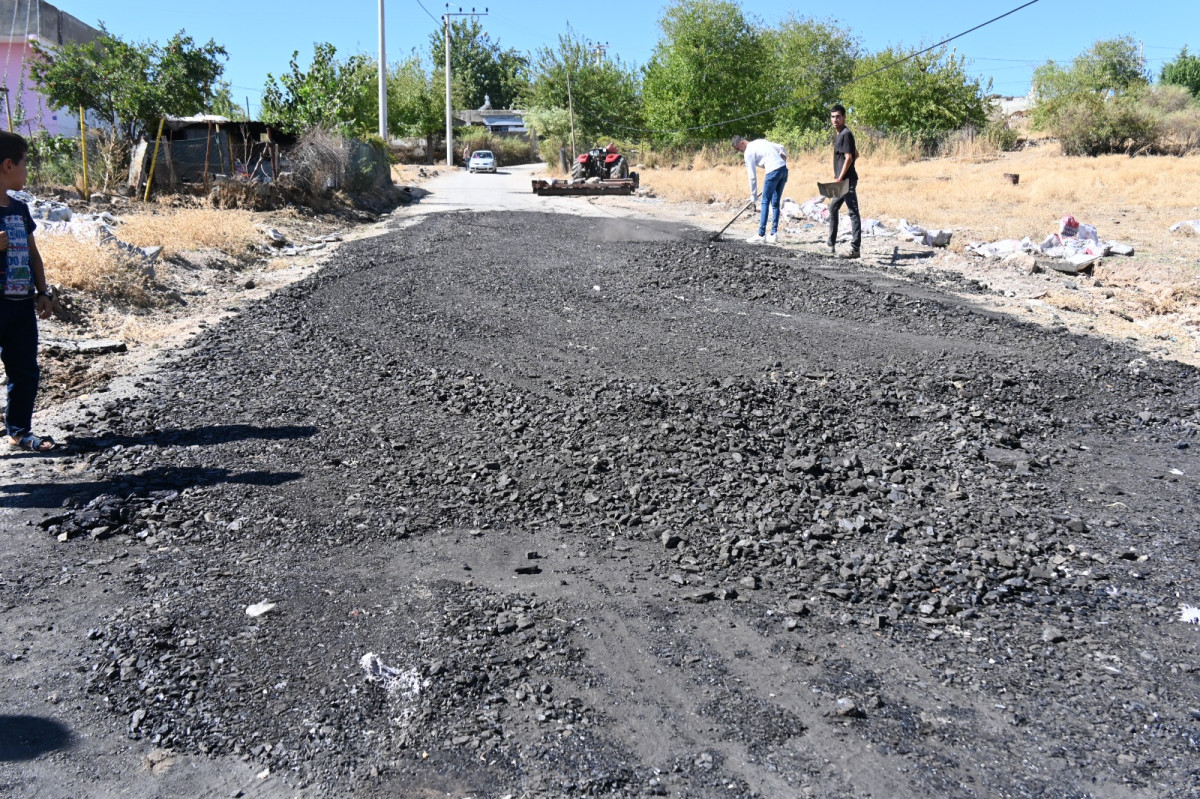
[
  {"xmin": 527, "ymin": 28, "xmax": 642, "ymax": 147},
  {"xmin": 260, "ymin": 43, "xmax": 376, "ymax": 136},
  {"xmin": 764, "ymin": 15, "xmax": 859, "ymax": 135},
  {"xmin": 429, "ymin": 18, "xmax": 530, "ymax": 109},
  {"xmin": 642, "ymin": 0, "xmax": 765, "ymax": 144},
  {"xmin": 1031, "ymin": 37, "xmax": 1157, "ymax": 155},
  {"xmin": 388, "ymin": 53, "xmax": 443, "ymax": 141},
  {"xmin": 843, "ymin": 46, "xmax": 989, "ymax": 139},
  {"xmin": 208, "ymin": 81, "xmax": 248, "ymax": 121},
  {"xmin": 1161, "ymin": 45, "xmax": 1200, "ymax": 99},
  {"xmin": 29, "ymin": 26, "xmax": 227, "ymax": 141}
]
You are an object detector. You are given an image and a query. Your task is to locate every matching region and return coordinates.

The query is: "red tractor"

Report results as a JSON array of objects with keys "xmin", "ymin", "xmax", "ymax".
[{"xmin": 571, "ymin": 143, "xmax": 630, "ymax": 181}]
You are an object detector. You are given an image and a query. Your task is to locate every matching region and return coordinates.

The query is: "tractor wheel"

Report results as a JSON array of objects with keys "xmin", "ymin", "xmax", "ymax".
[
  {"xmin": 571, "ymin": 161, "xmax": 585, "ymax": 181},
  {"xmin": 608, "ymin": 156, "xmax": 629, "ymax": 180}
]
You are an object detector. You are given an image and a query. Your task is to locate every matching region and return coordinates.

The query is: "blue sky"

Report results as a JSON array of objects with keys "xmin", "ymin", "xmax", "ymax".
[{"xmin": 44, "ymin": 0, "xmax": 1199, "ymax": 116}]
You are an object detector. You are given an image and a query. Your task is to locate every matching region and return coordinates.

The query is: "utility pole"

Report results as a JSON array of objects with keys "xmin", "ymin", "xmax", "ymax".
[
  {"xmin": 444, "ymin": 5, "xmax": 488, "ymax": 167},
  {"xmin": 591, "ymin": 41, "xmax": 608, "ymax": 67},
  {"xmin": 378, "ymin": 0, "xmax": 387, "ymax": 141},
  {"xmin": 566, "ymin": 66, "xmax": 576, "ymax": 160}
]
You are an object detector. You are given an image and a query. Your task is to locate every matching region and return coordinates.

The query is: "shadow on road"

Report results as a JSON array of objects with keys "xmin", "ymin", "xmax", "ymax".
[
  {"xmin": 0, "ymin": 715, "xmax": 74, "ymax": 761},
  {"xmin": 66, "ymin": 424, "xmax": 318, "ymax": 453},
  {"xmin": 1, "ymin": 466, "xmax": 304, "ymax": 511}
]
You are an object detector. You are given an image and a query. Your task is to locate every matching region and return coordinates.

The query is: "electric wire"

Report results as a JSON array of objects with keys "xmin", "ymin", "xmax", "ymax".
[{"xmin": 417, "ymin": 0, "xmax": 446, "ymax": 24}]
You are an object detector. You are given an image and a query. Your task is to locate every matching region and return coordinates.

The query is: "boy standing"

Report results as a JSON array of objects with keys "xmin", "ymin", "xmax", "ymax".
[
  {"xmin": 0, "ymin": 131, "xmax": 56, "ymax": 452},
  {"xmin": 828, "ymin": 104, "xmax": 861, "ymax": 259},
  {"xmin": 731, "ymin": 135, "xmax": 788, "ymax": 244}
]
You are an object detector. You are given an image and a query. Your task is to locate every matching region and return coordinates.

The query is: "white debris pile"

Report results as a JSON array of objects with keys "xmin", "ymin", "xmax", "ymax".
[
  {"xmin": 967, "ymin": 238, "xmax": 1037, "ymax": 259},
  {"xmin": 1180, "ymin": 604, "xmax": 1200, "ymax": 625},
  {"xmin": 24, "ymin": 189, "xmax": 163, "ymax": 264},
  {"xmin": 1169, "ymin": 219, "xmax": 1200, "ymax": 236},
  {"xmin": 9, "ymin": 189, "xmax": 72, "ymax": 222},
  {"xmin": 255, "ymin": 224, "xmax": 341, "ymax": 257},
  {"xmin": 862, "ymin": 219, "xmax": 892, "ymax": 237},
  {"xmin": 896, "ymin": 219, "xmax": 952, "ymax": 247},
  {"xmin": 783, "ymin": 196, "xmax": 829, "ymax": 224},
  {"xmin": 968, "ymin": 215, "xmax": 1135, "ymax": 265}
]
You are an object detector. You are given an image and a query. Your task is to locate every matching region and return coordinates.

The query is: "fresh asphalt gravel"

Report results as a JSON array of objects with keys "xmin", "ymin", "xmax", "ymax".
[{"xmin": 3, "ymin": 209, "xmax": 1199, "ymax": 798}]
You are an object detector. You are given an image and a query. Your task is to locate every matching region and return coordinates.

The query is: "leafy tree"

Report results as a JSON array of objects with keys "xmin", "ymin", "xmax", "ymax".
[
  {"xmin": 261, "ymin": 43, "xmax": 376, "ymax": 136},
  {"xmin": 527, "ymin": 28, "xmax": 642, "ymax": 148},
  {"xmin": 1031, "ymin": 37, "xmax": 1149, "ymax": 129},
  {"xmin": 642, "ymin": 0, "xmax": 765, "ymax": 144},
  {"xmin": 1161, "ymin": 45, "xmax": 1200, "ymax": 99},
  {"xmin": 429, "ymin": 18, "xmax": 530, "ymax": 109},
  {"xmin": 388, "ymin": 53, "xmax": 444, "ymax": 142},
  {"xmin": 29, "ymin": 26, "xmax": 227, "ymax": 142},
  {"xmin": 523, "ymin": 107, "xmax": 572, "ymax": 141},
  {"xmin": 1031, "ymin": 37, "xmax": 1157, "ymax": 155},
  {"xmin": 764, "ymin": 15, "xmax": 859, "ymax": 135},
  {"xmin": 843, "ymin": 46, "xmax": 989, "ymax": 139},
  {"xmin": 208, "ymin": 81, "xmax": 248, "ymax": 121}
]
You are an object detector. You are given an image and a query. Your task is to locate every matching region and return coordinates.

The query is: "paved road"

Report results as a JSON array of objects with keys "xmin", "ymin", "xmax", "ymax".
[{"xmin": 4, "ymin": 171, "xmax": 1198, "ymax": 798}]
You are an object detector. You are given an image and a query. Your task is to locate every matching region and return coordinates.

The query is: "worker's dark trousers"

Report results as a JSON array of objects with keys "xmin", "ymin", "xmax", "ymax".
[{"xmin": 828, "ymin": 179, "xmax": 861, "ymax": 252}]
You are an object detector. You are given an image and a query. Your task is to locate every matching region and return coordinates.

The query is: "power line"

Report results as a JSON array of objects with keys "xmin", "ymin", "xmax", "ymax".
[
  {"xmin": 413, "ymin": 0, "xmax": 439, "ymax": 25},
  {"xmin": 613, "ymin": 0, "xmax": 1043, "ymax": 136}
]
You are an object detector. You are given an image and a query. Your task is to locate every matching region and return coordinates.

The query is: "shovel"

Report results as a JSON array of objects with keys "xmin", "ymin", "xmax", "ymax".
[
  {"xmin": 710, "ymin": 198, "xmax": 757, "ymax": 241},
  {"xmin": 817, "ymin": 180, "xmax": 849, "ymax": 199}
]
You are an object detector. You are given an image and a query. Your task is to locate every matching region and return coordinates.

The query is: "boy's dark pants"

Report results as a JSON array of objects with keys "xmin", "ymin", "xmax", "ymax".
[
  {"xmin": 0, "ymin": 298, "xmax": 39, "ymax": 438},
  {"xmin": 827, "ymin": 179, "xmax": 861, "ymax": 252}
]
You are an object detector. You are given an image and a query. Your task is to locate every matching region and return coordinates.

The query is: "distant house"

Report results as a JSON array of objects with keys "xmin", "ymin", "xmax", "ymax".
[
  {"xmin": 0, "ymin": 0, "xmax": 99, "ymax": 137},
  {"xmin": 454, "ymin": 108, "xmax": 528, "ymax": 134}
]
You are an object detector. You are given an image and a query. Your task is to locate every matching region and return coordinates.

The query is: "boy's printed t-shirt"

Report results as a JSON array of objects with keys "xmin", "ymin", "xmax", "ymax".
[{"xmin": 2, "ymin": 196, "xmax": 36, "ymax": 299}]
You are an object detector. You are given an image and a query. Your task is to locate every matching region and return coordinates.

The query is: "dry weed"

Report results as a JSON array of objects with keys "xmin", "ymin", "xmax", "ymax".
[
  {"xmin": 37, "ymin": 233, "xmax": 157, "ymax": 307},
  {"xmin": 116, "ymin": 208, "xmax": 259, "ymax": 260}
]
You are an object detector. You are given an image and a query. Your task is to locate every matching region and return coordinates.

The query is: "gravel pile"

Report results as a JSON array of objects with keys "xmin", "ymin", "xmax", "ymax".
[{"xmin": 35, "ymin": 212, "xmax": 1200, "ymax": 796}]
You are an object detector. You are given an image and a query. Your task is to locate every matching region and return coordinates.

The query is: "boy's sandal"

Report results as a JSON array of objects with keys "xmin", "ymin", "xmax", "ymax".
[{"xmin": 11, "ymin": 434, "xmax": 57, "ymax": 453}]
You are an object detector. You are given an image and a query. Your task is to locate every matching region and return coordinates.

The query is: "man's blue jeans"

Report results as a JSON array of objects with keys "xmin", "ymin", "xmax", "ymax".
[
  {"xmin": 758, "ymin": 165, "xmax": 788, "ymax": 236},
  {"xmin": 0, "ymin": 298, "xmax": 40, "ymax": 438}
]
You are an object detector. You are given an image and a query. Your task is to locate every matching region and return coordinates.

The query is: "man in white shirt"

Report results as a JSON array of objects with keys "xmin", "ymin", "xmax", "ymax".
[{"xmin": 731, "ymin": 135, "xmax": 788, "ymax": 244}]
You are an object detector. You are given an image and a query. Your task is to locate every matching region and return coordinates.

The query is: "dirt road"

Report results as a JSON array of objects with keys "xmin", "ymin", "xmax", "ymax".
[{"xmin": 2, "ymin": 169, "xmax": 1199, "ymax": 798}]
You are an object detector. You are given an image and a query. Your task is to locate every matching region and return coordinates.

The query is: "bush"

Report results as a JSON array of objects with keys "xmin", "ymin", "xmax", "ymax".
[
  {"xmin": 27, "ymin": 132, "xmax": 80, "ymax": 187},
  {"xmin": 765, "ymin": 126, "xmax": 833, "ymax": 156},
  {"xmin": 982, "ymin": 119, "xmax": 1021, "ymax": 152},
  {"xmin": 1054, "ymin": 95, "xmax": 1161, "ymax": 156},
  {"xmin": 1139, "ymin": 84, "xmax": 1200, "ymax": 154}
]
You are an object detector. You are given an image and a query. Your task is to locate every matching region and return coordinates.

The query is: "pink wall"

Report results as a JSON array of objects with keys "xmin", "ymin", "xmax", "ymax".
[{"xmin": 0, "ymin": 40, "xmax": 78, "ymax": 137}]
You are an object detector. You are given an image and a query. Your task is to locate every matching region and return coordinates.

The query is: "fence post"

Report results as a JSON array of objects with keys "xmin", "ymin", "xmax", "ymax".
[
  {"xmin": 143, "ymin": 117, "xmax": 166, "ymax": 202},
  {"xmin": 79, "ymin": 106, "xmax": 90, "ymax": 200}
]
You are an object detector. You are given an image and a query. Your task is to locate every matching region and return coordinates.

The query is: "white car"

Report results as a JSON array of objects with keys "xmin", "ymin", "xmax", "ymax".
[{"xmin": 468, "ymin": 150, "xmax": 496, "ymax": 173}]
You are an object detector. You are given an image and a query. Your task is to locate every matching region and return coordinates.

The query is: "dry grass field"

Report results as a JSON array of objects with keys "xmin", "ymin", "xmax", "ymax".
[
  {"xmin": 635, "ymin": 144, "xmax": 1200, "ymax": 265},
  {"xmin": 38, "ymin": 203, "xmax": 264, "ymax": 304}
]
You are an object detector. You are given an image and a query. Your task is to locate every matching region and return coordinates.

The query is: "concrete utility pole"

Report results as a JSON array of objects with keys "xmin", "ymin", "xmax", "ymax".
[
  {"xmin": 443, "ymin": 5, "xmax": 488, "ymax": 167},
  {"xmin": 378, "ymin": 0, "xmax": 387, "ymax": 141},
  {"xmin": 591, "ymin": 42, "xmax": 608, "ymax": 67}
]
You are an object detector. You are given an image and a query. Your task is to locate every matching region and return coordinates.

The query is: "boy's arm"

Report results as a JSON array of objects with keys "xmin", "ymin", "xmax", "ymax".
[{"xmin": 29, "ymin": 232, "xmax": 51, "ymax": 319}]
